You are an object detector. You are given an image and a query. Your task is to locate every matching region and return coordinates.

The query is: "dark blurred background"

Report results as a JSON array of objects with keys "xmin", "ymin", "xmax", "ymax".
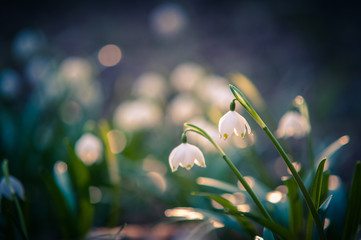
[
  {"xmin": 1, "ymin": 0, "xmax": 361, "ymax": 239},
  {"xmin": 2, "ymin": 0, "xmax": 360, "ymax": 174}
]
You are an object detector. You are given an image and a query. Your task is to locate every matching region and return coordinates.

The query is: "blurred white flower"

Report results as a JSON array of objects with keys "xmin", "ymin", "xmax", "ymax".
[
  {"xmin": 187, "ymin": 117, "xmax": 227, "ymax": 152},
  {"xmin": 75, "ymin": 81, "xmax": 103, "ymax": 108},
  {"xmin": 0, "ymin": 69, "xmax": 21, "ymax": 99},
  {"xmin": 113, "ymin": 99, "xmax": 163, "ymax": 131},
  {"xmin": 0, "ymin": 176, "xmax": 25, "ymax": 200},
  {"xmin": 75, "ymin": 133, "xmax": 103, "ymax": 165},
  {"xmin": 276, "ymin": 111, "xmax": 310, "ymax": 138},
  {"xmin": 132, "ymin": 72, "xmax": 168, "ymax": 100},
  {"xmin": 198, "ymin": 75, "xmax": 234, "ymax": 111},
  {"xmin": 150, "ymin": 3, "xmax": 187, "ymax": 37},
  {"xmin": 219, "ymin": 111, "xmax": 251, "ymax": 140},
  {"xmin": 12, "ymin": 29, "xmax": 45, "ymax": 59},
  {"xmin": 232, "ymin": 132, "xmax": 255, "ymax": 149},
  {"xmin": 169, "ymin": 143, "xmax": 206, "ymax": 172},
  {"xmin": 25, "ymin": 56, "xmax": 53, "ymax": 84},
  {"xmin": 59, "ymin": 57, "xmax": 93, "ymax": 84},
  {"xmin": 170, "ymin": 63, "xmax": 205, "ymax": 92},
  {"xmin": 167, "ymin": 94, "xmax": 202, "ymax": 125}
]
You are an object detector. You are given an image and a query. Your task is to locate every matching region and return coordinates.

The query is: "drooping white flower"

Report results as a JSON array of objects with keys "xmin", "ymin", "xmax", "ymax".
[
  {"xmin": 166, "ymin": 94, "xmax": 202, "ymax": 125},
  {"xmin": 219, "ymin": 111, "xmax": 251, "ymax": 140},
  {"xmin": 0, "ymin": 176, "xmax": 25, "ymax": 200},
  {"xmin": 276, "ymin": 111, "xmax": 310, "ymax": 138},
  {"xmin": 169, "ymin": 143, "xmax": 206, "ymax": 172}
]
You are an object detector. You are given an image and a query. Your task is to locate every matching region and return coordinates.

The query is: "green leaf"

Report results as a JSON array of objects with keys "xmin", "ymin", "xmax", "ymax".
[
  {"xmin": 228, "ymin": 210, "xmax": 297, "ymax": 240},
  {"xmin": 65, "ymin": 141, "xmax": 94, "ymax": 237},
  {"xmin": 312, "ymin": 159, "xmax": 327, "ymax": 208},
  {"xmin": 320, "ymin": 171, "xmax": 330, "ymax": 205},
  {"xmin": 342, "ymin": 161, "xmax": 361, "ymax": 240},
  {"xmin": 284, "ymin": 177, "xmax": 303, "ymax": 236},
  {"xmin": 77, "ymin": 197, "xmax": 94, "ymax": 237},
  {"xmin": 42, "ymin": 172, "xmax": 76, "ymax": 239},
  {"xmin": 192, "ymin": 192, "xmax": 256, "ymax": 239},
  {"xmin": 306, "ymin": 158, "xmax": 326, "ymax": 240},
  {"xmin": 53, "ymin": 161, "xmax": 77, "ymax": 214},
  {"xmin": 65, "ymin": 141, "xmax": 90, "ymax": 190},
  {"xmin": 196, "ymin": 177, "xmax": 241, "ymax": 193},
  {"xmin": 318, "ymin": 195, "xmax": 332, "ymax": 220}
]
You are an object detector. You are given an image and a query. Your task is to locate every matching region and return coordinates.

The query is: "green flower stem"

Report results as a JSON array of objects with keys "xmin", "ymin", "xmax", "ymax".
[
  {"xmin": 230, "ymin": 84, "xmax": 326, "ymax": 240},
  {"xmin": 184, "ymin": 124, "xmax": 273, "ymax": 222},
  {"xmin": 2, "ymin": 160, "xmax": 29, "ymax": 240},
  {"xmin": 13, "ymin": 195, "xmax": 29, "ymax": 240},
  {"xmin": 263, "ymin": 127, "xmax": 325, "ymax": 240}
]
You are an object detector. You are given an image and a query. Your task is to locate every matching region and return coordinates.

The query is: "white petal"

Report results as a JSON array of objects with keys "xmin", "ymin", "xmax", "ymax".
[
  {"xmin": 179, "ymin": 144, "xmax": 196, "ymax": 170},
  {"xmin": 219, "ymin": 111, "xmax": 251, "ymax": 140},
  {"xmin": 169, "ymin": 144, "xmax": 185, "ymax": 172},
  {"xmin": 219, "ymin": 111, "xmax": 238, "ymax": 140},
  {"xmin": 189, "ymin": 144, "xmax": 206, "ymax": 167},
  {"xmin": 237, "ymin": 114, "xmax": 251, "ymax": 137}
]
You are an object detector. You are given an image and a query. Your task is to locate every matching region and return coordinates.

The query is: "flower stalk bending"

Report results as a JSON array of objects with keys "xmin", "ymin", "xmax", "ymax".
[{"xmin": 184, "ymin": 123, "xmax": 273, "ymax": 222}]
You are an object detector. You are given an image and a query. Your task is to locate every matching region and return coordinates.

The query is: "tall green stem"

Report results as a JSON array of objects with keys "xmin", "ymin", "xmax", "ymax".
[
  {"xmin": 184, "ymin": 124, "xmax": 273, "ymax": 222},
  {"xmin": 230, "ymin": 84, "xmax": 325, "ymax": 240},
  {"xmin": 221, "ymin": 154, "xmax": 273, "ymax": 221},
  {"xmin": 13, "ymin": 195, "xmax": 29, "ymax": 240},
  {"xmin": 263, "ymin": 127, "xmax": 325, "ymax": 240}
]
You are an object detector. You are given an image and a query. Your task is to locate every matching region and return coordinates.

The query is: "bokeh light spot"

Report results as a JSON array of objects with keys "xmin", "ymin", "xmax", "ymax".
[
  {"xmin": 107, "ymin": 129, "xmax": 126, "ymax": 154},
  {"xmin": 266, "ymin": 191, "xmax": 283, "ymax": 203},
  {"xmin": 98, "ymin": 44, "xmax": 122, "ymax": 67},
  {"xmin": 89, "ymin": 186, "xmax": 102, "ymax": 204}
]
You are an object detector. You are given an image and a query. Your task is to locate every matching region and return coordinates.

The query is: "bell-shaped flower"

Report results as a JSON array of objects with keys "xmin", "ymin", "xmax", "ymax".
[
  {"xmin": 219, "ymin": 111, "xmax": 251, "ymax": 140},
  {"xmin": 276, "ymin": 111, "xmax": 310, "ymax": 138},
  {"xmin": 169, "ymin": 143, "xmax": 206, "ymax": 172},
  {"xmin": 0, "ymin": 175, "xmax": 25, "ymax": 200}
]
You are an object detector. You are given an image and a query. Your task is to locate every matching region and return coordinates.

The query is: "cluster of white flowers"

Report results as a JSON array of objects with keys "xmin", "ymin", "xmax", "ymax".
[
  {"xmin": 169, "ymin": 96, "xmax": 310, "ymax": 172},
  {"xmin": 169, "ymin": 104, "xmax": 252, "ymax": 172}
]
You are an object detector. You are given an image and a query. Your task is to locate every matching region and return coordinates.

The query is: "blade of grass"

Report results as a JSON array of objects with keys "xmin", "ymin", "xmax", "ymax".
[
  {"xmin": 228, "ymin": 210, "xmax": 297, "ymax": 240},
  {"xmin": 306, "ymin": 158, "xmax": 326, "ymax": 240},
  {"xmin": 284, "ymin": 177, "xmax": 303, "ymax": 237},
  {"xmin": 196, "ymin": 177, "xmax": 242, "ymax": 193},
  {"xmin": 194, "ymin": 192, "xmax": 294, "ymax": 239},
  {"xmin": 192, "ymin": 192, "xmax": 256, "ymax": 239},
  {"xmin": 342, "ymin": 161, "xmax": 361, "ymax": 240}
]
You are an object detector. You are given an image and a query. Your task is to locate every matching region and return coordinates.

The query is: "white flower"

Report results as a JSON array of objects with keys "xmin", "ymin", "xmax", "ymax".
[
  {"xmin": 75, "ymin": 133, "xmax": 103, "ymax": 165},
  {"xmin": 197, "ymin": 75, "xmax": 234, "ymax": 111},
  {"xmin": 218, "ymin": 111, "xmax": 251, "ymax": 140},
  {"xmin": 166, "ymin": 94, "xmax": 202, "ymax": 125},
  {"xmin": 113, "ymin": 99, "xmax": 163, "ymax": 131},
  {"xmin": 276, "ymin": 111, "xmax": 310, "ymax": 138},
  {"xmin": 0, "ymin": 176, "xmax": 25, "ymax": 200},
  {"xmin": 170, "ymin": 62, "xmax": 205, "ymax": 92},
  {"xmin": 169, "ymin": 143, "xmax": 206, "ymax": 172},
  {"xmin": 132, "ymin": 72, "xmax": 168, "ymax": 100}
]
